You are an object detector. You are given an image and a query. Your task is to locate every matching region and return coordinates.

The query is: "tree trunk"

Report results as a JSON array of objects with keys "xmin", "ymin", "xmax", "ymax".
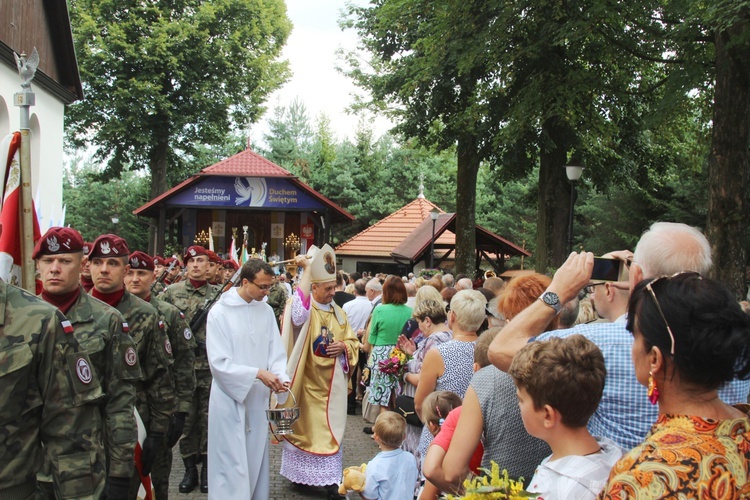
[
  {"xmin": 455, "ymin": 134, "xmax": 480, "ymax": 277},
  {"xmin": 706, "ymin": 18, "xmax": 750, "ymax": 299},
  {"xmin": 148, "ymin": 123, "xmax": 170, "ymax": 255},
  {"xmin": 535, "ymin": 118, "xmax": 573, "ymax": 272}
]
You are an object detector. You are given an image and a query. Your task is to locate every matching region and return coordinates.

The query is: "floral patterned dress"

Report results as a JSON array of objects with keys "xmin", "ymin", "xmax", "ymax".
[{"xmin": 598, "ymin": 404, "xmax": 750, "ymax": 499}]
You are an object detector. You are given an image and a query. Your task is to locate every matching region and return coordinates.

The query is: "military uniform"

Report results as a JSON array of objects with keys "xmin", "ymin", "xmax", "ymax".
[
  {"xmin": 151, "ymin": 281, "xmax": 166, "ymax": 296},
  {"xmin": 267, "ymin": 281, "xmax": 289, "ymax": 326},
  {"xmin": 39, "ymin": 289, "xmax": 142, "ymax": 498},
  {"xmin": 113, "ymin": 291, "xmax": 175, "ymax": 433},
  {"xmin": 110, "ymin": 291, "xmax": 175, "ymax": 499},
  {"xmin": 148, "ymin": 295, "xmax": 196, "ymax": 499},
  {"xmin": 161, "ymin": 279, "xmax": 217, "ymax": 474},
  {"xmin": 0, "ymin": 281, "xmax": 105, "ymax": 499}
]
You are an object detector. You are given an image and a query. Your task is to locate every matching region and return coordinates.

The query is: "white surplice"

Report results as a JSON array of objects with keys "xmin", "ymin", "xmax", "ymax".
[{"xmin": 206, "ymin": 287, "xmax": 289, "ymax": 500}]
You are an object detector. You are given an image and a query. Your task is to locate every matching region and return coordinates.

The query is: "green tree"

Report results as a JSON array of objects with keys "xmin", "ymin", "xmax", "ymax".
[
  {"xmin": 67, "ymin": 0, "xmax": 292, "ymax": 251},
  {"xmin": 262, "ymin": 98, "xmax": 314, "ymax": 171},
  {"xmin": 63, "ymin": 157, "xmax": 151, "ymax": 251},
  {"xmin": 343, "ymin": 0, "xmax": 686, "ymax": 273}
]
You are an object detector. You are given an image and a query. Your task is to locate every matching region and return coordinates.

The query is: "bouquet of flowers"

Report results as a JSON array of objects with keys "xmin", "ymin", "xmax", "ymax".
[
  {"xmin": 377, "ymin": 346, "xmax": 411, "ymax": 384},
  {"xmin": 446, "ymin": 462, "xmax": 538, "ymax": 500}
]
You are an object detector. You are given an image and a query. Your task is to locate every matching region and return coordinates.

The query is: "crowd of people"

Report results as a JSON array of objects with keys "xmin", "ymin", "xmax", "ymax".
[{"xmin": 2, "ymin": 220, "xmax": 750, "ymax": 500}]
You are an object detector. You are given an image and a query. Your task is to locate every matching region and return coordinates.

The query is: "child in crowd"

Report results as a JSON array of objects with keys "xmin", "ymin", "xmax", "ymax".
[
  {"xmin": 361, "ymin": 412, "xmax": 418, "ymax": 500},
  {"xmin": 418, "ymin": 391, "xmax": 478, "ymax": 500},
  {"xmin": 421, "ymin": 329, "xmax": 500, "ymax": 497},
  {"xmin": 508, "ymin": 335, "xmax": 622, "ymax": 500}
]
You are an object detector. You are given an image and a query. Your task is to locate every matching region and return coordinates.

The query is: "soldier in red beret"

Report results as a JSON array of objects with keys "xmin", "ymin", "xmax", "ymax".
[
  {"xmin": 204, "ymin": 250, "xmax": 222, "ymax": 286},
  {"xmin": 160, "ymin": 245, "xmax": 216, "ymax": 493},
  {"xmin": 35, "ymin": 227, "xmax": 141, "ymax": 499},
  {"xmin": 88, "ymin": 235, "xmax": 176, "ymax": 495},
  {"xmin": 80, "ymin": 241, "xmax": 95, "ymax": 292},
  {"xmin": 222, "ymin": 260, "xmax": 239, "ymax": 282},
  {"xmin": 124, "ymin": 251, "xmax": 196, "ymax": 499}
]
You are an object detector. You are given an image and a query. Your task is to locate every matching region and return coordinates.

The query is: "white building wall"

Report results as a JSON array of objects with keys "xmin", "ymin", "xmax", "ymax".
[{"xmin": 0, "ymin": 65, "xmax": 66, "ymax": 231}]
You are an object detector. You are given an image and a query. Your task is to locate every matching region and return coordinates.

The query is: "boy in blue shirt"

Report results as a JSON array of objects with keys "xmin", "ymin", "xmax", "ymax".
[{"xmin": 361, "ymin": 412, "xmax": 418, "ymax": 500}]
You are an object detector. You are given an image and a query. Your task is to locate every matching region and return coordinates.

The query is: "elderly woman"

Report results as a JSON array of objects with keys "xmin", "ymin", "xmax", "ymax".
[
  {"xmin": 366, "ymin": 276, "xmax": 413, "ymax": 416},
  {"xmin": 415, "ymin": 290, "xmax": 486, "ymax": 463},
  {"xmin": 397, "ymin": 292, "xmax": 452, "ymax": 459},
  {"xmin": 598, "ymin": 273, "xmax": 750, "ymax": 498}
]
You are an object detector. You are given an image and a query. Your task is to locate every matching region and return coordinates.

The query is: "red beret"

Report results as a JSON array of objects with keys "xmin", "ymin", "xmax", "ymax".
[
  {"xmin": 129, "ymin": 251, "xmax": 154, "ymax": 271},
  {"xmin": 153, "ymin": 256, "xmax": 166, "ymax": 266},
  {"xmin": 33, "ymin": 227, "xmax": 84, "ymax": 259},
  {"xmin": 206, "ymin": 250, "xmax": 222, "ymax": 264},
  {"xmin": 82, "ymin": 242, "xmax": 92, "ymax": 256},
  {"xmin": 89, "ymin": 234, "xmax": 130, "ymax": 259},
  {"xmin": 165, "ymin": 257, "xmax": 180, "ymax": 267},
  {"xmin": 223, "ymin": 260, "xmax": 239, "ymax": 270},
  {"xmin": 183, "ymin": 245, "xmax": 207, "ymax": 263}
]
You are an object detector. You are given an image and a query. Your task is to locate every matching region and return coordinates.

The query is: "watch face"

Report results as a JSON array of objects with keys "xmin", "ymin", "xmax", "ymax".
[{"xmin": 543, "ymin": 291, "xmax": 559, "ymax": 305}]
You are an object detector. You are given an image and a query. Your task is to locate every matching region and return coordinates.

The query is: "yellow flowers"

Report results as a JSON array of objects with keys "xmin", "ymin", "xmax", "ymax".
[
  {"xmin": 389, "ymin": 346, "xmax": 410, "ymax": 365},
  {"xmin": 446, "ymin": 462, "xmax": 538, "ymax": 499}
]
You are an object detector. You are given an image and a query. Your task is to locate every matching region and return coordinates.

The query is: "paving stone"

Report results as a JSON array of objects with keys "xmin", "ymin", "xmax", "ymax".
[{"xmin": 167, "ymin": 407, "xmax": 380, "ymax": 499}]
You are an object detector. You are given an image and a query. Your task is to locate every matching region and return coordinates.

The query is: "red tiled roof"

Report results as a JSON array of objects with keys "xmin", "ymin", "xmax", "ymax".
[
  {"xmin": 335, "ymin": 198, "xmax": 454, "ymax": 257},
  {"xmin": 133, "ymin": 149, "xmax": 353, "ymax": 221},
  {"xmin": 201, "ymin": 149, "xmax": 294, "ymax": 177}
]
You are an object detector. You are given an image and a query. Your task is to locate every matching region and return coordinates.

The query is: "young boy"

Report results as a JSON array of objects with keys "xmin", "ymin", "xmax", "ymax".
[
  {"xmin": 508, "ymin": 334, "xmax": 622, "ymax": 500},
  {"xmin": 361, "ymin": 412, "xmax": 418, "ymax": 500}
]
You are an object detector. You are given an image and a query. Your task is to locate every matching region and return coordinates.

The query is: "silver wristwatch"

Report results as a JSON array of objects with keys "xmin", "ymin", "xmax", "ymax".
[{"xmin": 539, "ymin": 291, "xmax": 562, "ymax": 314}]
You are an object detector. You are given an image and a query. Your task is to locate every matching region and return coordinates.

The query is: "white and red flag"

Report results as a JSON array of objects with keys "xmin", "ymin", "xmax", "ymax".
[
  {"xmin": 0, "ymin": 132, "xmax": 40, "ymax": 285},
  {"xmin": 134, "ymin": 408, "xmax": 154, "ymax": 500}
]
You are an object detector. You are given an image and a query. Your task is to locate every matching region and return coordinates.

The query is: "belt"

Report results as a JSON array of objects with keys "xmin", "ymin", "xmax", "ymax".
[{"xmin": 0, "ymin": 481, "xmax": 37, "ymax": 500}]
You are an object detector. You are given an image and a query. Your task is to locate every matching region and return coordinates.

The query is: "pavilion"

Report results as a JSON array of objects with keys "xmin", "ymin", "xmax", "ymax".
[{"xmin": 335, "ymin": 187, "xmax": 530, "ymax": 276}]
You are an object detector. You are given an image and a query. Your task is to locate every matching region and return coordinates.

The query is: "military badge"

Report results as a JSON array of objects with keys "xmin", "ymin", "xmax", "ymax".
[
  {"xmin": 76, "ymin": 357, "xmax": 93, "ymax": 384},
  {"xmin": 125, "ymin": 347, "xmax": 137, "ymax": 366}
]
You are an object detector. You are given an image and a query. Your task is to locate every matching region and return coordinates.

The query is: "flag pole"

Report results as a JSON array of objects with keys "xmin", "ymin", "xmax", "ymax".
[{"xmin": 14, "ymin": 49, "xmax": 38, "ymax": 293}]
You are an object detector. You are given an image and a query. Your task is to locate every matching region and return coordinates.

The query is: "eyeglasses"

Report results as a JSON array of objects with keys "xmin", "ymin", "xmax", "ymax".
[
  {"xmin": 644, "ymin": 272, "xmax": 702, "ymax": 356},
  {"xmin": 250, "ymin": 281, "xmax": 273, "ymax": 291},
  {"xmin": 583, "ymin": 282, "xmax": 607, "ymax": 294}
]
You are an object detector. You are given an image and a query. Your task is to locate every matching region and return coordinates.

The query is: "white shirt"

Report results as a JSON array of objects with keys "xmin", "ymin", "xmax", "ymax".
[
  {"xmin": 343, "ymin": 295, "xmax": 373, "ymax": 332},
  {"xmin": 527, "ymin": 436, "xmax": 622, "ymax": 500}
]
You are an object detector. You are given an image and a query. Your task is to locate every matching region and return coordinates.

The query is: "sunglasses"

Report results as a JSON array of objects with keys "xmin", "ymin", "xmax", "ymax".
[{"xmin": 644, "ymin": 272, "xmax": 702, "ymax": 356}]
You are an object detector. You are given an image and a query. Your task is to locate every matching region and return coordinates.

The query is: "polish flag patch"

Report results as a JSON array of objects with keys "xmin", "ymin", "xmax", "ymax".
[
  {"xmin": 179, "ymin": 312, "xmax": 185, "ymax": 319},
  {"xmin": 61, "ymin": 320, "xmax": 74, "ymax": 334},
  {"xmin": 122, "ymin": 322, "xmax": 130, "ymax": 333},
  {"xmin": 158, "ymin": 320, "xmax": 165, "ymax": 330}
]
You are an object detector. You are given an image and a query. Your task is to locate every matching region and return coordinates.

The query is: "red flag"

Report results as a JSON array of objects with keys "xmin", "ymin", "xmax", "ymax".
[{"xmin": 0, "ymin": 132, "xmax": 41, "ymax": 285}]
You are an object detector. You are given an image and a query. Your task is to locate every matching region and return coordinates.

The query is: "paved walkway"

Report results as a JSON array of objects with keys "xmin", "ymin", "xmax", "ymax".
[{"xmin": 167, "ymin": 409, "xmax": 379, "ymax": 499}]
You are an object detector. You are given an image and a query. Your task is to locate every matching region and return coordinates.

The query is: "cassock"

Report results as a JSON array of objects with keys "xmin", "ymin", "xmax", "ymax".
[
  {"xmin": 279, "ymin": 291, "xmax": 360, "ymax": 486},
  {"xmin": 206, "ymin": 287, "xmax": 289, "ymax": 500}
]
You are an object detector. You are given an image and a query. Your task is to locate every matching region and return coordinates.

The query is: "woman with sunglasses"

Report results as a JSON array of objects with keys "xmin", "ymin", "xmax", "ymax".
[{"xmin": 599, "ymin": 273, "xmax": 750, "ymax": 498}]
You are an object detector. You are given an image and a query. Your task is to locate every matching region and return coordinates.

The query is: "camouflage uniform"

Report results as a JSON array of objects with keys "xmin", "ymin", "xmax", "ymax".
[
  {"xmin": 267, "ymin": 281, "xmax": 289, "ymax": 327},
  {"xmin": 160, "ymin": 280, "xmax": 217, "ymax": 461},
  {"xmin": 148, "ymin": 295, "xmax": 196, "ymax": 499},
  {"xmin": 151, "ymin": 281, "xmax": 166, "ymax": 296},
  {"xmin": 39, "ymin": 289, "xmax": 141, "ymax": 496},
  {"xmin": 0, "ymin": 281, "xmax": 105, "ymax": 499},
  {"xmin": 111, "ymin": 291, "xmax": 175, "ymax": 498}
]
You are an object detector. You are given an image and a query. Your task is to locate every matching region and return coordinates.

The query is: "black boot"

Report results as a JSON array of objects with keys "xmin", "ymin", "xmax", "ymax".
[
  {"xmin": 178, "ymin": 456, "xmax": 199, "ymax": 493},
  {"xmin": 200, "ymin": 454, "xmax": 208, "ymax": 493},
  {"xmin": 325, "ymin": 484, "xmax": 344, "ymax": 500}
]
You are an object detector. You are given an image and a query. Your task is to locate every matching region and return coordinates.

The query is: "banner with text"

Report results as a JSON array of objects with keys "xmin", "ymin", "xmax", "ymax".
[{"xmin": 168, "ymin": 177, "xmax": 326, "ymax": 210}]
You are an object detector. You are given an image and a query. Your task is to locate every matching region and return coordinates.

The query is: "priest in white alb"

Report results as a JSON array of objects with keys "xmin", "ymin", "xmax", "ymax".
[{"xmin": 206, "ymin": 259, "xmax": 290, "ymax": 499}]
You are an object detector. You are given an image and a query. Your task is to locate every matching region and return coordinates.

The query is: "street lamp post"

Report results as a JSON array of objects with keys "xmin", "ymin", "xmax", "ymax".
[
  {"xmin": 429, "ymin": 208, "xmax": 440, "ymax": 269},
  {"xmin": 565, "ymin": 160, "xmax": 584, "ymax": 254},
  {"xmin": 111, "ymin": 216, "xmax": 120, "ymax": 235}
]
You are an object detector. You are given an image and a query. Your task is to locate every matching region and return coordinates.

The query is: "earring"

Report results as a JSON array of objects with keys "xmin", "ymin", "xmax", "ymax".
[{"xmin": 647, "ymin": 371, "xmax": 660, "ymax": 405}]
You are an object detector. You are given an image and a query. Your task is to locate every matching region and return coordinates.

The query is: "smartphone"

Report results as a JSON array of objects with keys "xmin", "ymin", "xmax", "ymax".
[{"xmin": 591, "ymin": 257, "xmax": 625, "ymax": 282}]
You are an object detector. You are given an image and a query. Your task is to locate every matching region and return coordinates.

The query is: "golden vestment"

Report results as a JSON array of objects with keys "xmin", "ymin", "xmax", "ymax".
[{"xmin": 280, "ymin": 298, "xmax": 359, "ymax": 455}]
